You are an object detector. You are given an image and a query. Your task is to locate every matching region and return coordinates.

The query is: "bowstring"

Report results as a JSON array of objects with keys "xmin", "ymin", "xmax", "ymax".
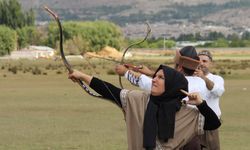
[
  {"xmin": 44, "ymin": 6, "xmax": 122, "ymax": 108},
  {"xmin": 73, "ymin": 39, "xmax": 122, "ymax": 108}
]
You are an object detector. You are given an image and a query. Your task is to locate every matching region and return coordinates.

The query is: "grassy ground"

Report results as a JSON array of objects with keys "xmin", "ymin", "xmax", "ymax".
[
  {"xmin": 220, "ymin": 79, "xmax": 250, "ymax": 150},
  {"xmin": 0, "ymin": 74, "xmax": 128, "ymax": 150},
  {"xmin": 0, "ymin": 58, "xmax": 250, "ymax": 149}
]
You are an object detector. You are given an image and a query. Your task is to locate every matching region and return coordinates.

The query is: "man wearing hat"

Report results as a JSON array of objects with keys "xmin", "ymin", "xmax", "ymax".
[
  {"xmin": 116, "ymin": 46, "xmax": 208, "ymax": 102},
  {"xmin": 121, "ymin": 46, "xmax": 202, "ymax": 89},
  {"xmin": 115, "ymin": 46, "xmax": 209, "ymax": 150},
  {"xmin": 194, "ymin": 50, "xmax": 225, "ymax": 150}
]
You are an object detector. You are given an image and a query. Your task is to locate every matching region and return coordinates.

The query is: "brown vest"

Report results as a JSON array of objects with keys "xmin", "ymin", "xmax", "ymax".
[{"xmin": 120, "ymin": 89, "xmax": 204, "ymax": 150}]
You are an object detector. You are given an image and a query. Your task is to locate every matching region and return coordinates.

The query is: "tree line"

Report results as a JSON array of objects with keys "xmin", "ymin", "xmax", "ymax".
[
  {"xmin": 2, "ymin": 21, "xmax": 250, "ymax": 56},
  {"xmin": 176, "ymin": 31, "xmax": 250, "ymax": 48},
  {"xmin": 0, "ymin": 21, "xmax": 125, "ymax": 56},
  {"xmin": 0, "ymin": 0, "xmax": 125, "ymax": 56}
]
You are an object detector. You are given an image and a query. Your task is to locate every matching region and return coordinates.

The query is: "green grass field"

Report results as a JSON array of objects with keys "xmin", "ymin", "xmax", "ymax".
[
  {"xmin": 0, "ymin": 74, "xmax": 127, "ymax": 150},
  {"xmin": 0, "ymin": 59, "xmax": 250, "ymax": 149}
]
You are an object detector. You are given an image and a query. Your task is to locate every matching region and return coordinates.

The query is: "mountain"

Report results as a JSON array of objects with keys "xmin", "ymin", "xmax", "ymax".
[{"xmin": 19, "ymin": 0, "xmax": 250, "ymax": 38}]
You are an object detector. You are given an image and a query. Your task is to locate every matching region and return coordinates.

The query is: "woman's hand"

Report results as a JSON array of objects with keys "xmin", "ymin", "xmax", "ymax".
[
  {"xmin": 68, "ymin": 70, "xmax": 93, "ymax": 85},
  {"xmin": 115, "ymin": 64, "xmax": 128, "ymax": 76},
  {"xmin": 180, "ymin": 90, "xmax": 203, "ymax": 105},
  {"xmin": 68, "ymin": 70, "xmax": 83, "ymax": 82},
  {"xmin": 137, "ymin": 65, "xmax": 155, "ymax": 77}
]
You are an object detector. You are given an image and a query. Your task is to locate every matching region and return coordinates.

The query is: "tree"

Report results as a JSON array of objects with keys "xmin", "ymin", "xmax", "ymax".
[
  {"xmin": 0, "ymin": 0, "xmax": 35, "ymax": 29},
  {"xmin": 241, "ymin": 31, "xmax": 250, "ymax": 40},
  {"xmin": 0, "ymin": 25, "xmax": 17, "ymax": 56},
  {"xmin": 165, "ymin": 40, "xmax": 176, "ymax": 48},
  {"xmin": 227, "ymin": 33, "xmax": 239, "ymax": 41},
  {"xmin": 229, "ymin": 39, "xmax": 245, "ymax": 47},
  {"xmin": 25, "ymin": 8, "xmax": 35, "ymax": 26},
  {"xmin": 16, "ymin": 26, "xmax": 44, "ymax": 49},
  {"xmin": 194, "ymin": 32, "xmax": 203, "ymax": 41},
  {"xmin": 177, "ymin": 33, "xmax": 196, "ymax": 41},
  {"xmin": 47, "ymin": 21, "xmax": 124, "ymax": 53},
  {"xmin": 207, "ymin": 32, "xmax": 225, "ymax": 40},
  {"xmin": 212, "ymin": 38, "xmax": 229, "ymax": 47}
]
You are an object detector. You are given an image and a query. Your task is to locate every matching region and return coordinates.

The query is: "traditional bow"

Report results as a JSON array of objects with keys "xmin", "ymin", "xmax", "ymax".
[
  {"xmin": 44, "ymin": 6, "xmax": 105, "ymax": 99},
  {"xmin": 119, "ymin": 22, "xmax": 151, "ymax": 88}
]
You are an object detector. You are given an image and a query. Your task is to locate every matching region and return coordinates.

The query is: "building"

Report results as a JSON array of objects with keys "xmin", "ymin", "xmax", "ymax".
[{"xmin": 10, "ymin": 46, "xmax": 56, "ymax": 59}]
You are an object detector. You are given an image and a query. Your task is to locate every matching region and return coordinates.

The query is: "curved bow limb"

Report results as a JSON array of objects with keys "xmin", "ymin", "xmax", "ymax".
[
  {"xmin": 119, "ymin": 22, "xmax": 151, "ymax": 89},
  {"xmin": 44, "ymin": 6, "xmax": 103, "ymax": 98}
]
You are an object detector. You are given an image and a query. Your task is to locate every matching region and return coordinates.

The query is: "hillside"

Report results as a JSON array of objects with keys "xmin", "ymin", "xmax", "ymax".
[
  {"xmin": 18, "ymin": 0, "xmax": 250, "ymax": 38},
  {"xmin": 19, "ymin": 0, "xmax": 247, "ymax": 23},
  {"xmin": 19, "ymin": 0, "xmax": 235, "ymax": 10}
]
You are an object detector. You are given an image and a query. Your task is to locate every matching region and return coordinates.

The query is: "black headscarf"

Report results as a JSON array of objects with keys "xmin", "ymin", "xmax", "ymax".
[{"xmin": 143, "ymin": 65, "xmax": 188, "ymax": 149}]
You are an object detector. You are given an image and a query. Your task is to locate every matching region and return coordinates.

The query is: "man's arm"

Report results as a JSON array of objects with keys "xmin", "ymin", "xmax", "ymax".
[
  {"xmin": 124, "ymin": 70, "xmax": 152, "ymax": 91},
  {"xmin": 194, "ymin": 69, "xmax": 214, "ymax": 90},
  {"xmin": 209, "ymin": 75, "xmax": 225, "ymax": 97},
  {"xmin": 115, "ymin": 64, "xmax": 153, "ymax": 91},
  {"xmin": 137, "ymin": 65, "xmax": 155, "ymax": 77},
  {"xmin": 202, "ymin": 76, "xmax": 214, "ymax": 90}
]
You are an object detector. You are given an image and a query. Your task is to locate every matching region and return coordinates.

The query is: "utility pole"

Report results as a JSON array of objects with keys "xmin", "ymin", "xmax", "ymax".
[{"xmin": 163, "ymin": 35, "xmax": 166, "ymax": 51}]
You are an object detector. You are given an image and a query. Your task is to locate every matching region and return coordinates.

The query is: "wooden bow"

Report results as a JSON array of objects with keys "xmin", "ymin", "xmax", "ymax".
[
  {"xmin": 119, "ymin": 22, "xmax": 151, "ymax": 88},
  {"xmin": 44, "ymin": 6, "xmax": 103, "ymax": 98}
]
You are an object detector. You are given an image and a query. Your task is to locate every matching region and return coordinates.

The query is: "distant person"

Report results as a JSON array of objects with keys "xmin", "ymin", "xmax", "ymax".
[
  {"xmin": 68, "ymin": 65, "xmax": 221, "ymax": 150},
  {"xmin": 194, "ymin": 50, "xmax": 225, "ymax": 150}
]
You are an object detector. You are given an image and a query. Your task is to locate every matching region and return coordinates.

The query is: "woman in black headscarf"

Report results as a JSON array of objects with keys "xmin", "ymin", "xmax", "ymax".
[
  {"xmin": 68, "ymin": 65, "xmax": 220, "ymax": 150},
  {"xmin": 143, "ymin": 65, "xmax": 188, "ymax": 149}
]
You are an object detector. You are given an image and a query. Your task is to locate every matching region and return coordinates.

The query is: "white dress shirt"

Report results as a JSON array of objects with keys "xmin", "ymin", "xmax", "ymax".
[{"xmin": 204, "ymin": 73, "xmax": 225, "ymax": 118}]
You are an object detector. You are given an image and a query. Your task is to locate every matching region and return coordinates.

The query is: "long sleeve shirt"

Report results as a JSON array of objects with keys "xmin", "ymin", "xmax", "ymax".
[{"xmin": 205, "ymin": 73, "xmax": 225, "ymax": 118}]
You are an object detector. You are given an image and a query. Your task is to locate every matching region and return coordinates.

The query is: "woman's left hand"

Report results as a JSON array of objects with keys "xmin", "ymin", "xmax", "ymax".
[
  {"xmin": 68, "ymin": 70, "xmax": 84, "ymax": 82},
  {"xmin": 180, "ymin": 90, "xmax": 203, "ymax": 105}
]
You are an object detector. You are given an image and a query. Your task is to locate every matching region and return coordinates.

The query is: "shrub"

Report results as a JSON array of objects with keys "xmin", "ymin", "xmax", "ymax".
[
  {"xmin": 107, "ymin": 69, "xmax": 115, "ymax": 75},
  {"xmin": 0, "ymin": 25, "xmax": 17, "ymax": 56},
  {"xmin": 56, "ymin": 70, "xmax": 62, "ymax": 74},
  {"xmin": 219, "ymin": 69, "xmax": 226, "ymax": 75},
  {"xmin": 45, "ymin": 64, "xmax": 52, "ymax": 70},
  {"xmin": 32, "ymin": 67, "xmax": 41, "ymax": 75},
  {"xmin": 8, "ymin": 66, "xmax": 17, "ymax": 74}
]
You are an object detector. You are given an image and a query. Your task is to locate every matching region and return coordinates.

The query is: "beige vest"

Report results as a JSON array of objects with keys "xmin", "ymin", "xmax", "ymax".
[{"xmin": 120, "ymin": 89, "xmax": 204, "ymax": 150}]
